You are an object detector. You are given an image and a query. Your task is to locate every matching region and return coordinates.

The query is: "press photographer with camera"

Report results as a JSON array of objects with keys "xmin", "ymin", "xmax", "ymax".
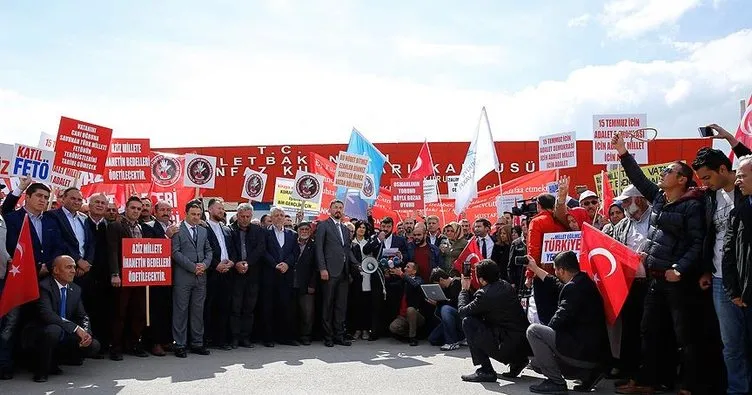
[{"xmin": 458, "ymin": 259, "xmax": 530, "ymax": 383}]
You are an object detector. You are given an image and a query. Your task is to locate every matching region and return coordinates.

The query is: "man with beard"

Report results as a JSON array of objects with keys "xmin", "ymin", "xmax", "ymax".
[
  {"xmin": 229, "ymin": 203, "xmax": 266, "ymax": 348},
  {"xmin": 403, "ymin": 217, "xmax": 416, "ymax": 242},
  {"xmin": 139, "ymin": 198, "xmax": 155, "ymax": 224},
  {"xmin": 143, "ymin": 201, "xmax": 179, "ymax": 356},
  {"xmin": 405, "ymin": 223, "xmax": 441, "ymax": 284},
  {"xmin": 105, "ymin": 203, "xmax": 119, "ymax": 222},
  {"xmin": 203, "ymin": 198, "xmax": 237, "ymax": 350},
  {"xmin": 460, "ymin": 219, "xmax": 472, "ymax": 240},
  {"xmin": 316, "ymin": 200, "xmax": 355, "ymax": 347}
]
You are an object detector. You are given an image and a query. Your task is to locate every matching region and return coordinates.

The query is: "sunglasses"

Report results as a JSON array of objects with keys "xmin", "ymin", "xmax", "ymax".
[
  {"xmin": 661, "ymin": 166, "xmax": 676, "ymax": 176},
  {"xmin": 581, "ymin": 200, "xmax": 599, "ymax": 207}
]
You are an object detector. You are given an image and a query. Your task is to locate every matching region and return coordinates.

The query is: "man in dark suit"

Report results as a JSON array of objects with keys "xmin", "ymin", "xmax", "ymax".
[
  {"xmin": 315, "ymin": 199, "xmax": 354, "ymax": 347},
  {"xmin": 28, "ymin": 255, "xmax": 100, "ymax": 382},
  {"xmin": 0, "ymin": 177, "xmax": 63, "ymax": 379},
  {"xmin": 142, "ymin": 200, "xmax": 179, "ymax": 356},
  {"xmin": 107, "ymin": 196, "xmax": 155, "ymax": 361},
  {"xmin": 171, "ymin": 201, "xmax": 213, "ymax": 358},
  {"xmin": 458, "ymin": 260, "xmax": 530, "ymax": 383},
  {"xmin": 366, "ymin": 216, "xmax": 408, "ymax": 260},
  {"xmin": 82, "ymin": 193, "xmax": 111, "ymax": 355},
  {"xmin": 203, "ymin": 198, "xmax": 238, "ymax": 350},
  {"xmin": 49, "ymin": 188, "xmax": 95, "ymax": 281},
  {"xmin": 262, "ymin": 206, "xmax": 298, "ymax": 347},
  {"xmin": 229, "ymin": 203, "xmax": 266, "ymax": 348},
  {"xmin": 526, "ymin": 251, "xmax": 610, "ymax": 394},
  {"xmin": 294, "ymin": 221, "xmax": 318, "ymax": 345}
]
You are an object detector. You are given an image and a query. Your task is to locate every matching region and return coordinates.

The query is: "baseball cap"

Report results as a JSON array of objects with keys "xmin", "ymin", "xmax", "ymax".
[
  {"xmin": 578, "ymin": 190, "xmax": 598, "ymax": 202},
  {"xmin": 615, "ymin": 185, "xmax": 643, "ymax": 201}
]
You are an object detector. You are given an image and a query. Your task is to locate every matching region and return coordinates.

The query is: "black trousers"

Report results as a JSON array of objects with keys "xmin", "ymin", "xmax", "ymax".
[
  {"xmin": 35, "ymin": 325, "xmax": 100, "ymax": 376},
  {"xmin": 204, "ymin": 271, "xmax": 233, "ymax": 346},
  {"xmin": 261, "ymin": 270, "xmax": 295, "ymax": 342},
  {"xmin": 321, "ymin": 274, "xmax": 349, "ymax": 341},
  {"xmin": 76, "ymin": 270, "xmax": 111, "ymax": 349},
  {"xmin": 144, "ymin": 285, "xmax": 173, "ymax": 346},
  {"xmin": 639, "ymin": 278, "xmax": 697, "ymax": 391},
  {"xmin": 230, "ymin": 273, "xmax": 259, "ymax": 342},
  {"xmin": 111, "ymin": 287, "xmax": 146, "ymax": 353},
  {"xmin": 533, "ymin": 277, "xmax": 558, "ymax": 325},
  {"xmin": 463, "ymin": 316, "xmax": 527, "ymax": 371},
  {"xmin": 619, "ymin": 278, "xmax": 648, "ymax": 377}
]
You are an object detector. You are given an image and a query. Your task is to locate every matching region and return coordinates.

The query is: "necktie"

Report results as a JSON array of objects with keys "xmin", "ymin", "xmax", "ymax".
[
  {"xmin": 60, "ymin": 287, "xmax": 67, "ymax": 318},
  {"xmin": 192, "ymin": 227, "xmax": 198, "ymax": 245},
  {"xmin": 480, "ymin": 238, "xmax": 488, "ymax": 259}
]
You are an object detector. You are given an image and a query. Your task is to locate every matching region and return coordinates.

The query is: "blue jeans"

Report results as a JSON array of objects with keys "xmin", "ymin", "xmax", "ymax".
[
  {"xmin": 428, "ymin": 305, "xmax": 463, "ymax": 345},
  {"xmin": 712, "ymin": 277, "xmax": 752, "ymax": 395}
]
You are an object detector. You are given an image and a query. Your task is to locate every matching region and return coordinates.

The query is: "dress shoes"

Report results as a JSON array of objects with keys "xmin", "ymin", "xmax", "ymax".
[
  {"xmin": 218, "ymin": 344, "xmax": 232, "ymax": 351},
  {"xmin": 461, "ymin": 369, "xmax": 498, "ymax": 383},
  {"xmin": 109, "ymin": 352, "xmax": 123, "ymax": 361},
  {"xmin": 501, "ymin": 361, "xmax": 527, "ymax": 379},
  {"xmin": 334, "ymin": 338, "xmax": 352, "ymax": 346},
  {"xmin": 239, "ymin": 339, "xmax": 254, "ymax": 348},
  {"xmin": 151, "ymin": 344, "xmax": 166, "ymax": 357},
  {"xmin": 230, "ymin": 339, "xmax": 239, "ymax": 349},
  {"xmin": 33, "ymin": 374, "xmax": 48, "ymax": 383},
  {"xmin": 191, "ymin": 346, "xmax": 211, "ymax": 355},
  {"xmin": 529, "ymin": 379, "xmax": 568, "ymax": 394},
  {"xmin": 263, "ymin": 341, "xmax": 275, "ymax": 348},
  {"xmin": 615, "ymin": 380, "xmax": 656, "ymax": 394},
  {"xmin": 279, "ymin": 340, "xmax": 300, "ymax": 346},
  {"xmin": 408, "ymin": 338, "xmax": 418, "ymax": 346},
  {"xmin": 324, "ymin": 339, "xmax": 334, "ymax": 347},
  {"xmin": 174, "ymin": 347, "xmax": 187, "ymax": 358},
  {"xmin": 130, "ymin": 346, "xmax": 149, "ymax": 358},
  {"xmin": 50, "ymin": 366, "xmax": 63, "ymax": 375}
]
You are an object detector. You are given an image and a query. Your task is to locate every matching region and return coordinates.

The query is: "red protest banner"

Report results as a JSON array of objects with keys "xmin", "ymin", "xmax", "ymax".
[
  {"xmin": 121, "ymin": 238, "xmax": 172, "ymax": 287},
  {"xmin": 54, "ymin": 116, "xmax": 113, "ymax": 175},
  {"xmin": 391, "ymin": 178, "xmax": 424, "ymax": 210},
  {"xmin": 104, "ymin": 138, "xmax": 152, "ymax": 184}
]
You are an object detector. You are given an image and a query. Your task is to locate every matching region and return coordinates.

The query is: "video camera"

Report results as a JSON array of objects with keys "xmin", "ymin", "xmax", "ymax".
[
  {"xmin": 511, "ymin": 198, "xmax": 538, "ymax": 217},
  {"xmin": 378, "ymin": 256, "xmax": 402, "ymax": 270}
]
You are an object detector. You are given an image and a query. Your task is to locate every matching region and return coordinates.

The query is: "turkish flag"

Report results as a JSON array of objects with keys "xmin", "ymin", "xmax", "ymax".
[
  {"xmin": 600, "ymin": 170, "xmax": 614, "ymax": 218},
  {"xmin": 730, "ymin": 94, "xmax": 752, "ymax": 162},
  {"xmin": 0, "ymin": 215, "xmax": 40, "ymax": 317},
  {"xmin": 407, "ymin": 141, "xmax": 434, "ymax": 179},
  {"xmin": 453, "ymin": 236, "xmax": 483, "ymax": 290},
  {"xmin": 579, "ymin": 223, "xmax": 640, "ymax": 324}
]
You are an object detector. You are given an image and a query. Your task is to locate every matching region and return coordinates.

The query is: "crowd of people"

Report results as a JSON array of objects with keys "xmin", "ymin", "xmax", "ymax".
[{"xmin": 1, "ymin": 124, "xmax": 752, "ymax": 394}]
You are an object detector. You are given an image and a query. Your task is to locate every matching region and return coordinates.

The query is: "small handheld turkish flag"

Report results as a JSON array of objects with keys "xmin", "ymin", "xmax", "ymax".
[
  {"xmin": 600, "ymin": 171, "xmax": 615, "ymax": 219},
  {"xmin": 579, "ymin": 223, "xmax": 640, "ymax": 324},
  {"xmin": 730, "ymin": 94, "xmax": 752, "ymax": 162},
  {"xmin": 0, "ymin": 215, "xmax": 40, "ymax": 317},
  {"xmin": 453, "ymin": 236, "xmax": 483, "ymax": 289}
]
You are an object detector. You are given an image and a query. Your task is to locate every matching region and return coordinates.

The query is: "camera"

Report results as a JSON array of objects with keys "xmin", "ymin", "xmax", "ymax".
[
  {"xmin": 515, "ymin": 256, "xmax": 530, "ymax": 266},
  {"xmin": 511, "ymin": 198, "xmax": 538, "ymax": 217}
]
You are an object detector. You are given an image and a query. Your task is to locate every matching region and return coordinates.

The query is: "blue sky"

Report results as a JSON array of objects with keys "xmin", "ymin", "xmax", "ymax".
[{"xmin": 0, "ymin": 0, "xmax": 750, "ymax": 147}]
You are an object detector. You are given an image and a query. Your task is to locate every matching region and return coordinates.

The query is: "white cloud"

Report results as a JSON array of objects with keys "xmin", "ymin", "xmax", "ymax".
[
  {"xmin": 567, "ymin": 13, "xmax": 591, "ymax": 28},
  {"xmin": 599, "ymin": 0, "xmax": 701, "ymax": 38},
  {"xmin": 0, "ymin": 30, "xmax": 751, "ymax": 148},
  {"xmin": 394, "ymin": 37, "xmax": 505, "ymax": 66}
]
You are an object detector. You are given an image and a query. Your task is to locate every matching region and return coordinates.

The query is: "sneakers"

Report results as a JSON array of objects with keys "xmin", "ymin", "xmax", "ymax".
[{"xmin": 440, "ymin": 342, "xmax": 460, "ymax": 351}]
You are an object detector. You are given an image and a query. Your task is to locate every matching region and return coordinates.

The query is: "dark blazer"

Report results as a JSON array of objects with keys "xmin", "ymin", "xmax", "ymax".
[
  {"xmin": 491, "ymin": 244, "xmax": 511, "ymax": 282},
  {"xmin": 49, "ymin": 208, "xmax": 95, "ymax": 264},
  {"xmin": 204, "ymin": 221, "xmax": 239, "ymax": 270},
  {"xmin": 546, "ymin": 272, "xmax": 610, "ymax": 363},
  {"xmin": 723, "ymin": 197, "xmax": 752, "ymax": 303},
  {"xmin": 3, "ymin": 198, "xmax": 64, "ymax": 270},
  {"xmin": 458, "ymin": 280, "xmax": 530, "ymax": 360},
  {"xmin": 85, "ymin": 217, "xmax": 109, "ymax": 282},
  {"xmin": 365, "ymin": 234, "xmax": 409, "ymax": 259},
  {"xmin": 264, "ymin": 227, "xmax": 298, "ymax": 283},
  {"xmin": 35, "ymin": 276, "xmax": 91, "ymax": 335},
  {"xmin": 230, "ymin": 222, "xmax": 266, "ymax": 279},
  {"xmin": 295, "ymin": 238, "xmax": 318, "ymax": 293},
  {"xmin": 315, "ymin": 218, "xmax": 353, "ymax": 277}
]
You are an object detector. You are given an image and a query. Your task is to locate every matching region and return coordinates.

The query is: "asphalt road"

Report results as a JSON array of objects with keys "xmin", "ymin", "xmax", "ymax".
[{"xmin": 1, "ymin": 339, "xmax": 616, "ymax": 394}]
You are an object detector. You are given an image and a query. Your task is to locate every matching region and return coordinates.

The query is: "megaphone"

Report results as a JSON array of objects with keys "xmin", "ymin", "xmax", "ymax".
[{"xmin": 361, "ymin": 257, "xmax": 379, "ymax": 274}]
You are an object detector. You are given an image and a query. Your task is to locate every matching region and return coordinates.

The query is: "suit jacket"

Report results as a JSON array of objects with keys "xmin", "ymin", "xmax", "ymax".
[
  {"xmin": 49, "ymin": 208, "xmax": 95, "ymax": 263},
  {"xmin": 546, "ymin": 272, "xmax": 610, "ymax": 363},
  {"xmin": 84, "ymin": 217, "xmax": 109, "ymax": 282},
  {"xmin": 428, "ymin": 232, "xmax": 448, "ymax": 248},
  {"xmin": 204, "ymin": 220, "xmax": 239, "ymax": 270},
  {"xmin": 35, "ymin": 276, "xmax": 91, "ymax": 335},
  {"xmin": 3, "ymin": 195, "xmax": 64, "ymax": 270},
  {"xmin": 264, "ymin": 226, "xmax": 298, "ymax": 283},
  {"xmin": 315, "ymin": 218, "xmax": 354, "ymax": 277},
  {"xmin": 295, "ymin": 238, "xmax": 318, "ymax": 292},
  {"xmin": 364, "ymin": 233, "xmax": 409, "ymax": 259},
  {"xmin": 171, "ymin": 222, "xmax": 213, "ymax": 284},
  {"xmin": 106, "ymin": 217, "xmax": 156, "ymax": 276},
  {"xmin": 229, "ymin": 222, "xmax": 266, "ymax": 279}
]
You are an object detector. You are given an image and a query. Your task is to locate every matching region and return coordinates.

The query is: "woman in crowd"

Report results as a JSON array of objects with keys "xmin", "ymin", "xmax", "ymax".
[
  {"xmin": 348, "ymin": 220, "xmax": 375, "ymax": 340},
  {"xmin": 441, "ymin": 222, "xmax": 467, "ymax": 274},
  {"xmin": 492, "ymin": 224, "xmax": 513, "ymax": 282},
  {"xmin": 601, "ymin": 202, "xmax": 625, "ymax": 237}
]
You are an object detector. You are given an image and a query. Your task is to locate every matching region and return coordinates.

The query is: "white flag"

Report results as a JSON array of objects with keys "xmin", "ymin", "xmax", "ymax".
[{"xmin": 454, "ymin": 107, "xmax": 500, "ymax": 215}]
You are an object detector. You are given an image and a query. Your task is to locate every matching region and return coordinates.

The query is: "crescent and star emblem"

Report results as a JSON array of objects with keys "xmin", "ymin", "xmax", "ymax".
[{"xmin": 588, "ymin": 247, "xmax": 617, "ymax": 278}]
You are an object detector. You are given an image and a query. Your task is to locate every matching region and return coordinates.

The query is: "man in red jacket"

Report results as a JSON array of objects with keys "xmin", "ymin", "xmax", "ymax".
[{"xmin": 527, "ymin": 194, "xmax": 567, "ymax": 325}]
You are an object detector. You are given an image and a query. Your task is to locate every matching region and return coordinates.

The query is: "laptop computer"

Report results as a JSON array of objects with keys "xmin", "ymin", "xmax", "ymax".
[{"xmin": 421, "ymin": 284, "xmax": 449, "ymax": 301}]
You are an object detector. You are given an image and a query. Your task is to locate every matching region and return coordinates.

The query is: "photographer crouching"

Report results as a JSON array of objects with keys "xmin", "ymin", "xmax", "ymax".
[{"xmin": 458, "ymin": 259, "xmax": 531, "ymax": 383}]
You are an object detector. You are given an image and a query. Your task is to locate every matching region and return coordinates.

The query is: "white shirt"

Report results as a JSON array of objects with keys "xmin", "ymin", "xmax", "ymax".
[
  {"xmin": 208, "ymin": 219, "xmax": 229, "ymax": 261},
  {"xmin": 713, "ymin": 188, "xmax": 736, "ymax": 278},
  {"xmin": 625, "ymin": 208, "xmax": 651, "ymax": 278},
  {"xmin": 331, "ymin": 218, "xmax": 344, "ymax": 245},
  {"xmin": 54, "ymin": 279, "xmax": 81, "ymax": 331},
  {"xmin": 272, "ymin": 225, "xmax": 286, "ymax": 248},
  {"xmin": 383, "ymin": 234, "xmax": 393, "ymax": 249},
  {"xmin": 63, "ymin": 207, "xmax": 86, "ymax": 258},
  {"xmin": 477, "ymin": 235, "xmax": 494, "ymax": 259}
]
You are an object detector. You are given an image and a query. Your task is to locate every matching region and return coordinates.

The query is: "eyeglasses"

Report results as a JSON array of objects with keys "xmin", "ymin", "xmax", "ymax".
[{"xmin": 581, "ymin": 200, "xmax": 599, "ymax": 207}]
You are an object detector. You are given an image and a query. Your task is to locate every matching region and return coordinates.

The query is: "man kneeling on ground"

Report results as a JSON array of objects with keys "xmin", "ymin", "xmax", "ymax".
[
  {"xmin": 526, "ymin": 251, "xmax": 610, "ymax": 394},
  {"xmin": 459, "ymin": 259, "xmax": 531, "ymax": 383}
]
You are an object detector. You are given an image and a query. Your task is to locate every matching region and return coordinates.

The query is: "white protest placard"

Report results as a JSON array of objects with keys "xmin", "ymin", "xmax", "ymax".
[
  {"xmin": 541, "ymin": 231, "xmax": 582, "ymax": 265},
  {"xmin": 0, "ymin": 143, "xmax": 14, "ymax": 177},
  {"xmin": 274, "ymin": 177, "xmax": 321, "ymax": 214},
  {"xmin": 593, "ymin": 114, "xmax": 648, "ymax": 164},
  {"xmin": 334, "ymin": 151, "xmax": 369, "ymax": 191},
  {"xmin": 10, "ymin": 144, "xmax": 55, "ymax": 183},
  {"xmin": 292, "ymin": 170, "xmax": 325, "ymax": 206},
  {"xmin": 183, "ymin": 153, "xmax": 217, "ymax": 189},
  {"xmin": 539, "ymin": 132, "xmax": 576, "ymax": 170},
  {"xmin": 241, "ymin": 168, "xmax": 268, "ymax": 202},
  {"xmin": 496, "ymin": 194, "xmax": 524, "ymax": 218},
  {"xmin": 447, "ymin": 175, "xmax": 460, "ymax": 198},
  {"xmin": 424, "ymin": 179, "xmax": 438, "ymax": 204},
  {"xmin": 38, "ymin": 132, "xmax": 56, "ymax": 151}
]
